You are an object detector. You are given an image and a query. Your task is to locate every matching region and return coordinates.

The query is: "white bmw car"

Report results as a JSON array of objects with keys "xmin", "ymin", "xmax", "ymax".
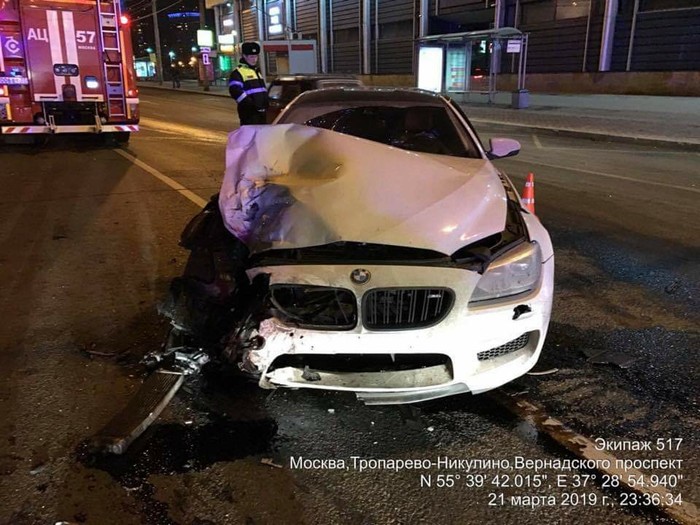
[{"xmin": 173, "ymin": 88, "xmax": 553, "ymax": 405}]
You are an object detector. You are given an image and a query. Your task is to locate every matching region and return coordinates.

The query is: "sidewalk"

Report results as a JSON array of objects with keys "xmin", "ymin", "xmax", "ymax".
[{"xmin": 138, "ymin": 80, "xmax": 700, "ymax": 148}]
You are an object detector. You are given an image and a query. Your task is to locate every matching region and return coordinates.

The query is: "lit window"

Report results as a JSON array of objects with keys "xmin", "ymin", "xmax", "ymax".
[{"xmin": 556, "ymin": 0, "xmax": 590, "ymax": 19}]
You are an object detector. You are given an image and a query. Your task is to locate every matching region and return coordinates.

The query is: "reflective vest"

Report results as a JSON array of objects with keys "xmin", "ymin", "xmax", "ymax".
[{"xmin": 228, "ymin": 63, "xmax": 267, "ymax": 110}]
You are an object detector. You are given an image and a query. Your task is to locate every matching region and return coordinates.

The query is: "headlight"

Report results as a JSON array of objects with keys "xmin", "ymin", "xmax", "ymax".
[{"xmin": 469, "ymin": 241, "xmax": 542, "ymax": 304}]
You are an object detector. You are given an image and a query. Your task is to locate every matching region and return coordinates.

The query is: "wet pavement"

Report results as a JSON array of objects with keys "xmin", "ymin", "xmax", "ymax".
[{"xmin": 0, "ymin": 90, "xmax": 698, "ymax": 524}]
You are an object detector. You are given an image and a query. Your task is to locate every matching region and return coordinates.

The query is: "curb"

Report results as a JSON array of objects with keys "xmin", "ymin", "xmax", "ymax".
[
  {"xmin": 138, "ymin": 84, "xmax": 229, "ymax": 98},
  {"xmin": 469, "ymin": 118, "xmax": 700, "ymax": 151},
  {"xmin": 138, "ymin": 84, "xmax": 699, "ymax": 151}
]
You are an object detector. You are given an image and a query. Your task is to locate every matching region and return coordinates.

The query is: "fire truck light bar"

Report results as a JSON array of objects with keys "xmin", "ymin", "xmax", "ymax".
[{"xmin": 0, "ymin": 77, "xmax": 29, "ymax": 85}]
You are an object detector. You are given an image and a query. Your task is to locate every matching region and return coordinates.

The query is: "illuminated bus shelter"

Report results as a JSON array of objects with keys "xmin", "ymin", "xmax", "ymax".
[{"xmin": 417, "ymin": 27, "xmax": 529, "ymax": 108}]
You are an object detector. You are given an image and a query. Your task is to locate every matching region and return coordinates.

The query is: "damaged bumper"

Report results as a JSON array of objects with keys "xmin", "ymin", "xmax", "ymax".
[{"xmin": 239, "ymin": 259, "xmax": 554, "ymax": 405}]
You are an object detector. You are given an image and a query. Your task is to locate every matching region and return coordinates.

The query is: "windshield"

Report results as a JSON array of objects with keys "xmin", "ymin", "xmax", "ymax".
[{"xmin": 278, "ymin": 104, "xmax": 481, "ymax": 159}]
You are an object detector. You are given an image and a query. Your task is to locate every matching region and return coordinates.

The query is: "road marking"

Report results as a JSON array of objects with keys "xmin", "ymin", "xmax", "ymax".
[
  {"xmin": 129, "ymin": 136, "xmax": 203, "ymax": 142},
  {"xmin": 114, "ymin": 149, "xmax": 208, "ymax": 208},
  {"xmin": 138, "ymin": 117, "xmax": 228, "ymax": 143},
  {"xmin": 137, "ymin": 125, "xmax": 227, "ymax": 144},
  {"xmin": 510, "ymin": 157, "xmax": 700, "ymax": 194},
  {"xmin": 139, "ymin": 100, "xmax": 157, "ymax": 105},
  {"xmin": 532, "ymin": 134, "xmax": 543, "ymax": 149}
]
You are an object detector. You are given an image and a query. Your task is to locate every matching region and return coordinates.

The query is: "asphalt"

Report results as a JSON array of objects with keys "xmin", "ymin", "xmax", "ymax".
[
  {"xmin": 138, "ymin": 79, "xmax": 700, "ymax": 148},
  {"xmin": 0, "ymin": 89, "xmax": 698, "ymax": 524}
]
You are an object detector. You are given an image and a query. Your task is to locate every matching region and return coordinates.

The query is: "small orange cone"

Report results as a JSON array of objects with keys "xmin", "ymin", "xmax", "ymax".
[{"xmin": 522, "ymin": 172, "xmax": 536, "ymax": 214}]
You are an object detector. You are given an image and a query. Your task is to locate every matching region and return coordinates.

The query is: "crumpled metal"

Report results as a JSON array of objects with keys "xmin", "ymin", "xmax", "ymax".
[{"xmin": 219, "ymin": 123, "xmax": 507, "ymax": 255}]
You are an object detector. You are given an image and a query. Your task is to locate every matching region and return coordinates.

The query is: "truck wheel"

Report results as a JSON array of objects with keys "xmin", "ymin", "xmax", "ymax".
[
  {"xmin": 33, "ymin": 135, "xmax": 50, "ymax": 147},
  {"xmin": 113, "ymin": 132, "xmax": 130, "ymax": 144}
]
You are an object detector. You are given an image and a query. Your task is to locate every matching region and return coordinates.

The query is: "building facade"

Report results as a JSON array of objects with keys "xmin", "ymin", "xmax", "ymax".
[{"xmin": 199, "ymin": 0, "xmax": 698, "ymax": 77}]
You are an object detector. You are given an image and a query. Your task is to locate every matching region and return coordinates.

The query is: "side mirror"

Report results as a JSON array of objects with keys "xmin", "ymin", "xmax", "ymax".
[{"xmin": 487, "ymin": 138, "xmax": 521, "ymax": 160}]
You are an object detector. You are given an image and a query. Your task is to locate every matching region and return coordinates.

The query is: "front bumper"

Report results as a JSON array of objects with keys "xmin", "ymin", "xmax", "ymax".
[{"xmin": 243, "ymin": 258, "xmax": 554, "ymax": 404}]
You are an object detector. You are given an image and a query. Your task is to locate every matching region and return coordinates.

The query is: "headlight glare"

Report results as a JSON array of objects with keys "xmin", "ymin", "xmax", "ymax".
[{"xmin": 469, "ymin": 241, "xmax": 542, "ymax": 304}]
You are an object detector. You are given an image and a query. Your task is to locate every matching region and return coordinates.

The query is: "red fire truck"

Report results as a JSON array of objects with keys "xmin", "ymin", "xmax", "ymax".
[{"xmin": 0, "ymin": 0, "xmax": 138, "ymax": 142}]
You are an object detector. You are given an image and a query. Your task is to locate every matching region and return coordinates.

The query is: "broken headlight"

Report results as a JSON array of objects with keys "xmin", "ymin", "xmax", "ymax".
[
  {"xmin": 270, "ymin": 285, "xmax": 357, "ymax": 330},
  {"xmin": 469, "ymin": 241, "xmax": 542, "ymax": 304}
]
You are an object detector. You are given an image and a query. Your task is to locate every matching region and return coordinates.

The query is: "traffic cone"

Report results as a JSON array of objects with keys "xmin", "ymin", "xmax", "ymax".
[{"xmin": 522, "ymin": 172, "xmax": 536, "ymax": 214}]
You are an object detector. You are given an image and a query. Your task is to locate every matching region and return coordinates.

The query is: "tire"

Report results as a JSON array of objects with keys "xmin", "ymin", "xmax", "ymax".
[
  {"xmin": 113, "ymin": 131, "xmax": 130, "ymax": 144},
  {"xmin": 32, "ymin": 135, "xmax": 50, "ymax": 147}
]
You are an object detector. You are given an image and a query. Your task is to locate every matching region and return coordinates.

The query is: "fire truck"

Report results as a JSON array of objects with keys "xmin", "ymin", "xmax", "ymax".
[{"xmin": 0, "ymin": 0, "xmax": 138, "ymax": 142}]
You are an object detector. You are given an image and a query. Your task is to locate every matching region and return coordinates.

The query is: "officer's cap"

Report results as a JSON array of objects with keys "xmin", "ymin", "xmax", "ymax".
[{"xmin": 241, "ymin": 42, "xmax": 261, "ymax": 55}]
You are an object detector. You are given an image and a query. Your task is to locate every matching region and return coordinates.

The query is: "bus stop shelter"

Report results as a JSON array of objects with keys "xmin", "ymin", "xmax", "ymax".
[{"xmin": 417, "ymin": 27, "xmax": 529, "ymax": 108}]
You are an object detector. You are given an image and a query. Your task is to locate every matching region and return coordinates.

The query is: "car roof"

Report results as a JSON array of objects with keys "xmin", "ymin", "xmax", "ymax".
[
  {"xmin": 290, "ymin": 87, "xmax": 446, "ymax": 105},
  {"xmin": 272, "ymin": 74, "xmax": 361, "ymax": 82}
]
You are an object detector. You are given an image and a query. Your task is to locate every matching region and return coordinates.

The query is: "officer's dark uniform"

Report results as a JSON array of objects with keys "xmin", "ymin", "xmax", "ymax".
[{"xmin": 228, "ymin": 42, "xmax": 268, "ymax": 125}]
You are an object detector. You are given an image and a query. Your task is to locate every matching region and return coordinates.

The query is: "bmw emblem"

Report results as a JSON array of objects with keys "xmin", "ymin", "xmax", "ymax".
[{"xmin": 350, "ymin": 268, "xmax": 371, "ymax": 285}]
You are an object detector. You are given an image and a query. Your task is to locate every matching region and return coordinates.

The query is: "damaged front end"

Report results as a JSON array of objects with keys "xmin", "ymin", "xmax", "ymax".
[
  {"xmin": 154, "ymin": 198, "xmax": 547, "ymax": 407},
  {"xmin": 155, "ymin": 124, "xmax": 553, "ymax": 405}
]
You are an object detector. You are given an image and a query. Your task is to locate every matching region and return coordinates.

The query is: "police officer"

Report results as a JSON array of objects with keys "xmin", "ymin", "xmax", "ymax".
[{"xmin": 228, "ymin": 42, "xmax": 268, "ymax": 125}]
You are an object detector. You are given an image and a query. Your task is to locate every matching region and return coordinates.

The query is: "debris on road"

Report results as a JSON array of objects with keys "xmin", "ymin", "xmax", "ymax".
[
  {"xmin": 587, "ymin": 350, "xmax": 637, "ymax": 369},
  {"xmin": 527, "ymin": 368, "xmax": 559, "ymax": 376},
  {"xmin": 80, "ymin": 342, "xmax": 119, "ymax": 359},
  {"xmin": 175, "ymin": 350, "xmax": 210, "ymax": 375},
  {"xmin": 90, "ymin": 370, "xmax": 184, "ymax": 455},
  {"xmin": 664, "ymin": 280, "xmax": 680, "ymax": 294},
  {"xmin": 261, "ymin": 458, "xmax": 283, "ymax": 469},
  {"xmin": 327, "ymin": 409, "xmax": 335, "ymax": 414},
  {"xmin": 29, "ymin": 463, "xmax": 47, "ymax": 475},
  {"xmin": 495, "ymin": 391, "xmax": 699, "ymax": 525},
  {"xmin": 85, "ymin": 350, "xmax": 118, "ymax": 358}
]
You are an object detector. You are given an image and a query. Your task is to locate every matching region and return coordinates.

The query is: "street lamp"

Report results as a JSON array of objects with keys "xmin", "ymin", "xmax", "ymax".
[
  {"xmin": 191, "ymin": 46, "xmax": 198, "ymax": 52},
  {"xmin": 168, "ymin": 50, "xmax": 176, "ymax": 59}
]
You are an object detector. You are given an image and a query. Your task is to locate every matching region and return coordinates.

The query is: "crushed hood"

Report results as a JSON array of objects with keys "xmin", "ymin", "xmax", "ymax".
[{"xmin": 219, "ymin": 124, "xmax": 507, "ymax": 256}]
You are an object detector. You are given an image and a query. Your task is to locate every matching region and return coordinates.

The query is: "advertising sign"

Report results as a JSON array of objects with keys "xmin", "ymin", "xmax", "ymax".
[
  {"xmin": 506, "ymin": 39, "xmax": 522, "ymax": 53},
  {"xmin": 197, "ymin": 30, "xmax": 214, "ymax": 48},
  {"xmin": 445, "ymin": 47, "xmax": 467, "ymax": 92},
  {"xmin": 417, "ymin": 47, "xmax": 444, "ymax": 93}
]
